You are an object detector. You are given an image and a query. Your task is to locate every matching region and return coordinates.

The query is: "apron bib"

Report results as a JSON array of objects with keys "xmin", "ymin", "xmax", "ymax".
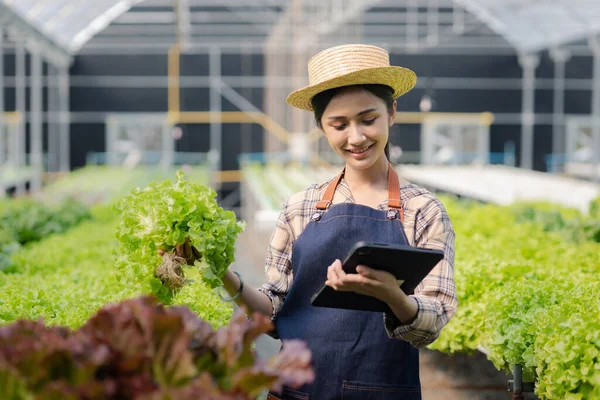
[{"xmin": 270, "ymin": 165, "xmax": 421, "ymax": 400}]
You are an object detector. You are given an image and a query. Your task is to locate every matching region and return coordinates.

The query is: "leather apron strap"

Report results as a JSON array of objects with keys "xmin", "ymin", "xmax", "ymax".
[{"xmin": 315, "ymin": 163, "xmax": 404, "ymax": 223}]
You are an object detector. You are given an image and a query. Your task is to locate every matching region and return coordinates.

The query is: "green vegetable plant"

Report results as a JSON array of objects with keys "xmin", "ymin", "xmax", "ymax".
[
  {"xmin": 0, "ymin": 197, "xmax": 91, "ymax": 272},
  {"xmin": 429, "ymin": 196, "xmax": 600, "ymax": 399},
  {"xmin": 0, "ymin": 296, "xmax": 315, "ymax": 400},
  {"xmin": 0, "ymin": 197, "xmax": 91, "ymax": 245},
  {"xmin": 509, "ymin": 200, "xmax": 600, "ymax": 244},
  {"xmin": 114, "ymin": 171, "xmax": 245, "ymax": 300}
]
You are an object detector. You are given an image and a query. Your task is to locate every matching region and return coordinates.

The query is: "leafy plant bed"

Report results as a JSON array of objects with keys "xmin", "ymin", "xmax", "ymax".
[
  {"xmin": 0, "ymin": 197, "xmax": 92, "ymax": 272},
  {"xmin": 41, "ymin": 165, "xmax": 209, "ymax": 206},
  {"xmin": 508, "ymin": 196, "xmax": 600, "ymax": 244},
  {"xmin": 429, "ymin": 196, "xmax": 600, "ymax": 400},
  {"xmin": 0, "ymin": 210, "xmax": 233, "ymax": 330}
]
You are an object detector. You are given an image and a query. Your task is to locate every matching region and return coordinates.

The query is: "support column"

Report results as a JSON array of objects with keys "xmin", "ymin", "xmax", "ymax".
[
  {"xmin": 0, "ymin": 28, "xmax": 4, "ymax": 165},
  {"xmin": 241, "ymin": 43, "xmax": 252, "ymax": 157},
  {"xmin": 291, "ymin": 41, "xmax": 308, "ymax": 135},
  {"xmin": 160, "ymin": 121, "xmax": 174, "ymax": 169},
  {"xmin": 407, "ymin": 0, "xmax": 419, "ymax": 50},
  {"xmin": 518, "ymin": 53, "xmax": 540, "ymax": 170},
  {"xmin": 426, "ymin": 0, "xmax": 439, "ymax": 46},
  {"xmin": 47, "ymin": 64, "xmax": 58, "ymax": 172},
  {"xmin": 589, "ymin": 36, "xmax": 600, "ymax": 182},
  {"xmin": 549, "ymin": 47, "xmax": 571, "ymax": 172},
  {"xmin": 15, "ymin": 38, "xmax": 26, "ymax": 194},
  {"xmin": 209, "ymin": 45, "xmax": 222, "ymax": 191},
  {"xmin": 30, "ymin": 48, "xmax": 43, "ymax": 192},
  {"xmin": 58, "ymin": 65, "xmax": 70, "ymax": 172}
]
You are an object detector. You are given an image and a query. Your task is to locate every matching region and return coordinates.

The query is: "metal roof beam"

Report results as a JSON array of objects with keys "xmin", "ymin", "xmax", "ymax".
[
  {"xmin": 223, "ymin": 0, "xmax": 281, "ymax": 35},
  {"xmin": 369, "ymin": 0, "xmax": 455, "ymax": 6},
  {"xmin": 115, "ymin": 10, "xmax": 476, "ymax": 25},
  {"xmin": 316, "ymin": 0, "xmax": 385, "ymax": 36},
  {"xmin": 68, "ymin": 0, "xmax": 147, "ymax": 52},
  {"xmin": 0, "ymin": 3, "xmax": 72, "ymax": 67},
  {"xmin": 115, "ymin": 10, "xmax": 280, "ymax": 24},
  {"xmin": 97, "ymin": 23, "xmax": 493, "ymax": 37},
  {"xmin": 267, "ymin": 0, "xmax": 385, "ymax": 49},
  {"xmin": 174, "ymin": 0, "xmax": 192, "ymax": 48},
  {"xmin": 86, "ymin": 35, "xmax": 513, "ymax": 48},
  {"xmin": 136, "ymin": 0, "xmax": 289, "ymax": 6}
]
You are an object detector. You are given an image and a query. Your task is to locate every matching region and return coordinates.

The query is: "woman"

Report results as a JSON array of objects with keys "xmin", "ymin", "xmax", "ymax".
[{"xmin": 209, "ymin": 44, "xmax": 455, "ymax": 399}]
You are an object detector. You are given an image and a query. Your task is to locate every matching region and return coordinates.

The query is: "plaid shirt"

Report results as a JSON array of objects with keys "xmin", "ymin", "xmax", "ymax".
[{"xmin": 258, "ymin": 175, "xmax": 457, "ymax": 348}]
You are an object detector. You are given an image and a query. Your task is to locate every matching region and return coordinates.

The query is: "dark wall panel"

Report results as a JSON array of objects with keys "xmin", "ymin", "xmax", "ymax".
[
  {"xmin": 179, "ymin": 87, "xmax": 210, "ymax": 111},
  {"xmin": 534, "ymin": 125, "xmax": 554, "ymax": 171},
  {"xmin": 566, "ymin": 56, "xmax": 593, "ymax": 80},
  {"xmin": 222, "ymin": 124, "xmax": 242, "ymax": 171},
  {"xmin": 13, "ymin": 49, "xmax": 591, "ymax": 173},
  {"xmin": 70, "ymin": 123, "xmax": 106, "ymax": 168},
  {"xmin": 70, "ymin": 87, "xmax": 168, "ymax": 112},
  {"xmin": 180, "ymin": 54, "xmax": 209, "ymax": 76},
  {"xmin": 221, "ymin": 54, "xmax": 264, "ymax": 76},
  {"xmin": 71, "ymin": 55, "xmax": 168, "ymax": 76},
  {"xmin": 391, "ymin": 124, "xmax": 420, "ymax": 153},
  {"xmin": 565, "ymin": 90, "xmax": 592, "ymax": 114},
  {"xmin": 391, "ymin": 54, "xmax": 523, "ymax": 79},
  {"xmin": 403, "ymin": 87, "xmax": 523, "ymax": 113},
  {"xmin": 175, "ymin": 124, "xmax": 211, "ymax": 153}
]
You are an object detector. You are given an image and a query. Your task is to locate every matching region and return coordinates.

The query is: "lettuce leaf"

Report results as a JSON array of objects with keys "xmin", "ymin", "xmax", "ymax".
[{"xmin": 114, "ymin": 170, "xmax": 244, "ymax": 291}]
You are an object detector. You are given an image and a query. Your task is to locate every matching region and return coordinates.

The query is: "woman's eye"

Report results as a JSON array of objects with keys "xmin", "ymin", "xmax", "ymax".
[
  {"xmin": 333, "ymin": 124, "xmax": 346, "ymax": 131},
  {"xmin": 363, "ymin": 118, "xmax": 376, "ymax": 125}
]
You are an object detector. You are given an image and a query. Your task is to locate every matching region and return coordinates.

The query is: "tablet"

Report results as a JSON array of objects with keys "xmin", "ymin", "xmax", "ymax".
[{"xmin": 310, "ymin": 241, "xmax": 444, "ymax": 313}]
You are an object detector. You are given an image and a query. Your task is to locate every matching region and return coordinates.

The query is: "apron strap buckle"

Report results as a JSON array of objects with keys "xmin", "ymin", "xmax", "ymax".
[
  {"xmin": 311, "ymin": 212, "xmax": 323, "ymax": 222},
  {"xmin": 387, "ymin": 209, "xmax": 398, "ymax": 220}
]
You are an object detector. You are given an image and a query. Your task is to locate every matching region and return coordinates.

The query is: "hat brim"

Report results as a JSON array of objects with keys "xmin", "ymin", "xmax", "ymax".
[{"xmin": 286, "ymin": 66, "xmax": 417, "ymax": 112}]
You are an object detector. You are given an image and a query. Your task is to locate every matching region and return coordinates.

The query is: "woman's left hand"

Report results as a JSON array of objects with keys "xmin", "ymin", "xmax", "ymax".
[{"xmin": 325, "ymin": 259, "xmax": 400, "ymax": 304}]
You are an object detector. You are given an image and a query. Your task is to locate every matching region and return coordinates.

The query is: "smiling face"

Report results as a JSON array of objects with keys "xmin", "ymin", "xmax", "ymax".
[{"xmin": 319, "ymin": 87, "xmax": 396, "ymax": 171}]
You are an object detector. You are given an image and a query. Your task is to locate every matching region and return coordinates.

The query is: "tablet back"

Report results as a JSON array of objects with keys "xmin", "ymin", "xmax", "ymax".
[{"xmin": 311, "ymin": 241, "xmax": 444, "ymax": 312}]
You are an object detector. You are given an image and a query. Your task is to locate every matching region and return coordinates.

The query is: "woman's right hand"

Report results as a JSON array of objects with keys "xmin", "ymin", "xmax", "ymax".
[{"xmin": 157, "ymin": 237, "xmax": 200, "ymax": 265}]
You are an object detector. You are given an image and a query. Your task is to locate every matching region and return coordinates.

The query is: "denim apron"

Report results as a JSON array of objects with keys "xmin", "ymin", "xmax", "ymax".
[{"xmin": 268, "ymin": 165, "xmax": 421, "ymax": 400}]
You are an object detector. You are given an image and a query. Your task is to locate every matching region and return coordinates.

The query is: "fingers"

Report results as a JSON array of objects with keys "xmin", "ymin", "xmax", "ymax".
[
  {"xmin": 326, "ymin": 259, "xmax": 343, "ymax": 289},
  {"xmin": 183, "ymin": 237, "xmax": 192, "ymax": 259},
  {"xmin": 174, "ymin": 238, "xmax": 195, "ymax": 264},
  {"xmin": 184, "ymin": 243, "xmax": 192, "ymax": 260},
  {"xmin": 191, "ymin": 245, "xmax": 201, "ymax": 260},
  {"xmin": 356, "ymin": 265, "xmax": 374, "ymax": 278},
  {"xmin": 343, "ymin": 273, "xmax": 377, "ymax": 286},
  {"xmin": 356, "ymin": 265, "xmax": 389, "ymax": 282}
]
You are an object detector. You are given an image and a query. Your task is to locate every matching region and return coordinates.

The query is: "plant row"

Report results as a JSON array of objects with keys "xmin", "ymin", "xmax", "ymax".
[
  {"xmin": 0, "ymin": 207, "xmax": 232, "ymax": 330},
  {"xmin": 0, "ymin": 197, "xmax": 92, "ymax": 272},
  {"xmin": 429, "ymin": 196, "xmax": 600, "ymax": 400},
  {"xmin": 508, "ymin": 197, "xmax": 600, "ymax": 244},
  {"xmin": 0, "ymin": 170, "xmax": 233, "ymax": 330},
  {"xmin": 41, "ymin": 165, "xmax": 209, "ymax": 205}
]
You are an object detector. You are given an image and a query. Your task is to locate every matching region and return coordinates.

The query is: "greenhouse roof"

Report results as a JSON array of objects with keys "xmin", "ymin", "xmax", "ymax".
[
  {"xmin": 1, "ymin": 0, "xmax": 600, "ymax": 60},
  {"xmin": 457, "ymin": 0, "xmax": 600, "ymax": 53},
  {"xmin": 1, "ymin": 0, "xmax": 146, "ymax": 53}
]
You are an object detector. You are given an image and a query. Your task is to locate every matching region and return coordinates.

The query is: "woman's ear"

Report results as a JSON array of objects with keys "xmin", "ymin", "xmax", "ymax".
[{"xmin": 389, "ymin": 100, "xmax": 397, "ymax": 127}]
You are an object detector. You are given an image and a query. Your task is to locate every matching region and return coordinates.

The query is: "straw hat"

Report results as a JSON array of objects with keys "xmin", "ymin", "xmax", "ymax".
[{"xmin": 286, "ymin": 44, "xmax": 417, "ymax": 112}]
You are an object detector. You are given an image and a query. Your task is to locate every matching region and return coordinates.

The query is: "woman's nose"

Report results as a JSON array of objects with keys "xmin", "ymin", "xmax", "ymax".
[{"xmin": 347, "ymin": 124, "xmax": 366, "ymax": 145}]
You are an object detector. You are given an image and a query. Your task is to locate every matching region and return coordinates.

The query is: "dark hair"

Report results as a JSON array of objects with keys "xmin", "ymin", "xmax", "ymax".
[{"xmin": 311, "ymin": 84, "xmax": 395, "ymax": 160}]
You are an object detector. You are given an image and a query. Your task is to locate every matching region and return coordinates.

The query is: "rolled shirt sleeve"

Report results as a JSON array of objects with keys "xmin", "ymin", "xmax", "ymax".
[{"xmin": 257, "ymin": 201, "xmax": 295, "ymax": 337}]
